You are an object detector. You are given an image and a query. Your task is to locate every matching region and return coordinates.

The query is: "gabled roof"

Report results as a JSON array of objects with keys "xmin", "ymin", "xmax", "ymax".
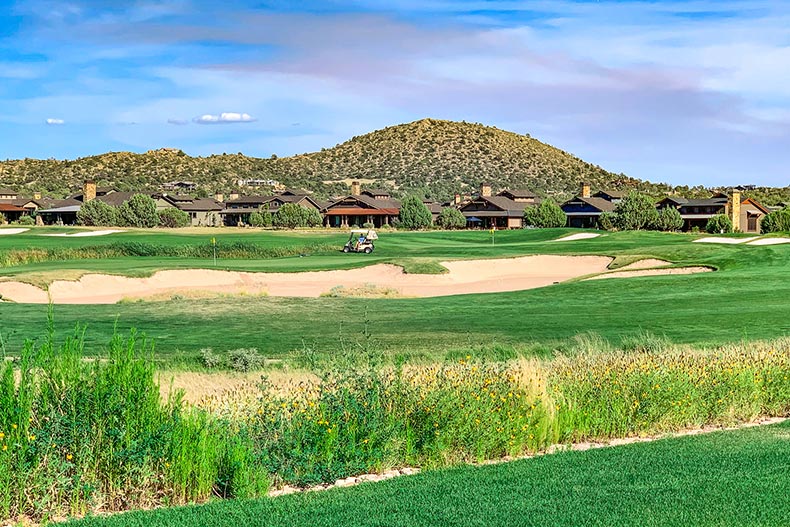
[
  {"xmin": 562, "ymin": 196, "xmax": 617, "ymax": 213},
  {"xmin": 0, "ymin": 203, "xmax": 26, "ymax": 212},
  {"xmin": 593, "ymin": 190, "xmax": 626, "ymax": 200},
  {"xmin": 497, "ymin": 189, "xmax": 535, "ymax": 199},
  {"xmin": 361, "ymin": 189, "xmax": 391, "ymax": 198},
  {"xmin": 176, "ymin": 198, "xmax": 223, "ymax": 212},
  {"xmin": 459, "ymin": 195, "xmax": 531, "ymax": 215},
  {"xmin": 742, "ymin": 197, "xmax": 771, "ymax": 215},
  {"xmin": 422, "ymin": 200, "xmax": 443, "ymax": 214},
  {"xmin": 323, "ymin": 194, "xmax": 401, "ymax": 213},
  {"xmin": 0, "ymin": 187, "xmax": 18, "ymax": 195}
]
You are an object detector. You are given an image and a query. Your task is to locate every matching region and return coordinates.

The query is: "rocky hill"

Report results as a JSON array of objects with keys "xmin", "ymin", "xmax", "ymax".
[{"xmin": 1, "ymin": 119, "xmax": 672, "ymax": 201}]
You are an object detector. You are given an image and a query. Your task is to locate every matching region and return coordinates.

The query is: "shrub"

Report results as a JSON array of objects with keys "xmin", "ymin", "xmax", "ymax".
[
  {"xmin": 706, "ymin": 214, "xmax": 733, "ymax": 234},
  {"xmin": 77, "ymin": 200, "xmax": 119, "ymax": 227},
  {"xmin": 398, "ymin": 195, "xmax": 432, "ymax": 230},
  {"xmin": 362, "ymin": 222, "xmax": 375, "ymax": 229},
  {"xmin": 0, "ymin": 212, "xmax": 5, "ymax": 225},
  {"xmin": 118, "ymin": 194, "xmax": 159, "ymax": 228},
  {"xmin": 158, "ymin": 208, "xmax": 190, "ymax": 228},
  {"xmin": 248, "ymin": 211, "xmax": 265, "ymax": 227},
  {"xmin": 273, "ymin": 204, "xmax": 322, "ymax": 229},
  {"xmin": 261, "ymin": 205, "xmax": 273, "ymax": 228},
  {"xmin": 655, "ymin": 207, "xmax": 684, "ymax": 232},
  {"xmin": 228, "ymin": 348, "xmax": 264, "ymax": 372},
  {"xmin": 597, "ymin": 212, "xmax": 616, "ymax": 231},
  {"xmin": 200, "ymin": 348, "xmax": 224, "ymax": 369},
  {"xmin": 614, "ymin": 192, "xmax": 659, "ymax": 231},
  {"xmin": 436, "ymin": 207, "xmax": 466, "ymax": 229},
  {"xmin": 761, "ymin": 208, "xmax": 790, "ymax": 233},
  {"xmin": 12, "ymin": 215, "xmax": 35, "ymax": 226},
  {"xmin": 523, "ymin": 200, "xmax": 566, "ymax": 228}
]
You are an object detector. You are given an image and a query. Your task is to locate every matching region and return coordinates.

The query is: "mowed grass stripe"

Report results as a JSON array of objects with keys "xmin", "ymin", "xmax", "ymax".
[{"xmin": 66, "ymin": 420, "xmax": 790, "ymax": 527}]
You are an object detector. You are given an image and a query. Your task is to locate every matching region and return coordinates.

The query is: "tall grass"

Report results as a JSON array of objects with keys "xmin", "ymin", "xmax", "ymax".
[
  {"xmin": 1, "ymin": 324, "xmax": 789, "ymax": 523},
  {"xmin": 0, "ymin": 320, "xmax": 266, "ymax": 523},
  {"xmin": 0, "ymin": 241, "xmax": 335, "ymax": 268}
]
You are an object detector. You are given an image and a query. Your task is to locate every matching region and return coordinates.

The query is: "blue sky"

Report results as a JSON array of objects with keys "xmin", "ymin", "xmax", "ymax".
[{"xmin": 1, "ymin": 0, "xmax": 789, "ymax": 186}]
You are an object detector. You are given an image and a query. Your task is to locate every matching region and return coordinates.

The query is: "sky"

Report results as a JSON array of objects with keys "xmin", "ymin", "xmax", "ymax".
[{"xmin": 1, "ymin": 0, "xmax": 789, "ymax": 187}]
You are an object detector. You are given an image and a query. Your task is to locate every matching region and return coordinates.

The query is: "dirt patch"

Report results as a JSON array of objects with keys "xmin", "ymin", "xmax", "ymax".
[
  {"xmin": 585, "ymin": 266, "xmax": 713, "ymax": 280},
  {"xmin": 0, "ymin": 255, "xmax": 614, "ymax": 304},
  {"xmin": 158, "ymin": 370, "xmax": 318, "ymax": 405}
]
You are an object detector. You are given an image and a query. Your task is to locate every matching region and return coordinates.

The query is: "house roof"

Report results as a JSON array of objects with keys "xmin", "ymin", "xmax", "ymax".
[
  {"xmin": 38, "ymin": 205, "xmax": 82, "ymax": 214},
  {"xmin": 177, "ymin": 198, "xmax": 223, "ymax": 212},
  {"xmin": 459, "ymin": 195, "xmax": 532, "ymax": 216},
  {"xmin": 562, "ymin": 196, "xmax": 617, "ymax": 213},
  {"xmin": 422, "ymin": 200, "xmax": 443, "ymax": 213},
  {"xmin": 0, "ymin": 203, "xmax": 26, "ymax": 212},
  {"xmin": 497, "ymin": 189, "xmax": 535, "ymax": 199},
  {"xmin": 0, "ymin": 187, "xmax": 17, "ymax": 195},
  {"xmin": 593, "ymin": 190, "xmax": 626, "ymax": 199},
  {"xmin": 323, "ymin": 194, "xmax": 401, "ymax": 212},
  {"xmin": 361, "ymin": 189, "xmax": 391, "ymax": 197}
]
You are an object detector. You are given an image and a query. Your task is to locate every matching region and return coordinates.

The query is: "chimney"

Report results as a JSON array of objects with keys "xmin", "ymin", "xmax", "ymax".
[
  {"xmin": 33, "ymin": 192, "xmax": 41, "ymax": 200},
  {"xmin": 581, "ymin": 182, "xmax": 591, "ymax": 199},
  {"xmin": 730, "ymin": 191, "xmax": 741, "ymax": 232},
  {"xmin": 480, "ymin": 182, "xmax": 492, "ymax": 197},
  {"xmin": 214, "ymin": 193, "xmax": 224, "ymax": 203},
  {"xmin": 83, "ymin": 180, "xmax": 97, "ymax": 202},
  {"xmin": 351, "ymin": 180, "xmax": 361, "ymax": 196},
  {"xmin": 454, "ymin": 193, "xmax": 461, "ymax": 205}
]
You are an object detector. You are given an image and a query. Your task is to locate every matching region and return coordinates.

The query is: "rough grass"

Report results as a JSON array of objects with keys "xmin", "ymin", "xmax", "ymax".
[{"xmin": 63, "ymin": 419, "xmax": 790, "ymax": 527}]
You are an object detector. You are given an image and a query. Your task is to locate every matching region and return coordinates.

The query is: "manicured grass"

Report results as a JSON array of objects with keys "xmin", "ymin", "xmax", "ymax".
[
  {"xmin": 65, "ymin": 419, "xmax": 790, "ymax": 527},
  {"xmin": 2, "ymin": 229, "xmax": 790, "ymax": 361}
]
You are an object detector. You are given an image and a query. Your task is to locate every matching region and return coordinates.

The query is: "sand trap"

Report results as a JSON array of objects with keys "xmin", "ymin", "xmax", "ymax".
[
  {"xmin": 0, "ymin": 255, "xmax": 614, "ymax": 304},
  {"xmin": 616, "ymin": 259, "xmax": 671, "ymax": 271},
  {"xmin": 40, "ymin": 229, "xmax": 125, "ymax": 238},
  {"xmin": 746, "ymin": 238, "xmax": 790, "ymax": 246},
  {"xmin": 550, "ymin": 233, "xmax": 601, "ymax": 242},
  {"xmin": 0, "ymin": 228, "xmax": 29, "ymax": 235},
  {"xmin": 693, "ymin": 236, "xmax": 760, "ymax": 245},
  {"xmin": 586, "ymin": 267, "xmax": 713, "ymax": 281}
]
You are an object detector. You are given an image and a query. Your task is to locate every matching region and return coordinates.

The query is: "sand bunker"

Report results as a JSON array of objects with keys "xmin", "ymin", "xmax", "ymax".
[
  {"xmin": 746, "ymin": 238, "xmax": 790, "ymax": 246},
  {"xmin": 616, "ymin": 259, "xmax": 671, "ymax": 271},
  {"xmin": 0, "ymin": 228, "xmax": 29, "ymax": 235},
  {"xmin": 0, "ymin": 255, "xmax": 615, "ymax": 304},
  {"xmin": 40, "ymin": 229, "xmax": 125, "ymax": 237},
  {"xmin": 550, "ymin": 233, "xmax": 601, "ymax": 242},
  {"xmin": 693, "ymin": 236, "xmax": 760, "ymax": 245},
  {"xmin": 586, "ymin": 267, "xmax": 712, "ymax": 281}
]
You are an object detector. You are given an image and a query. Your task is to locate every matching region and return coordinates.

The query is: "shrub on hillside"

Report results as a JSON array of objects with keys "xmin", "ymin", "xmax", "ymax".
[
  {"xmin": 614, "ymin": 191, "xmax": 659, "ymax": 231},
  {"xmin": 761, "ymin": 208, "xmax": 790, "ymax": 233},
  {"xmin": 118, "ymin": 194, "xmax": 159, "ymax": 228},
  {"xmin": 77, "ymin": 199, "xmax": 119, "ymax": 227},
  {"xmin": 523, "ymin": 199, "xmax": 566, "ymax": 228},
  {"xmin": 655, "ymin": 207, "xmax": 684, "ymax": 232},
  {"xmin": 399, "ymin": 195, "xmax": 432, "ymax": 230},
  {"xmin": 273, "ymin": 203, "xmax": 322, "ymax": 229},
  {"xmin": 436, "ymin": 207, "xmax": 466, "ymax": 229},
  {"xmin": 706, "ymin": 214, "xmax": 733, "ymax": 234},
  {"xmin": 158, "ymin": 207, "xmax": 190, "ymax": 228}
]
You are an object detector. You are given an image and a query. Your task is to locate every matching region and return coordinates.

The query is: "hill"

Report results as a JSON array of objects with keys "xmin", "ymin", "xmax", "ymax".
[{"xmin": 2, "ymin": 119, "xmax": 673, "ymax": 201}]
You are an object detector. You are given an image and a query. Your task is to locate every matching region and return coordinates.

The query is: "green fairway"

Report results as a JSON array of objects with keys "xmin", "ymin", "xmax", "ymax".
[
  {"xmin": 2, "ymin": 227, "xmax": 790, "ymax": 361},
  {"xmin": 64, "ymin": 419, "xmax": 790, "ymax": 527}
]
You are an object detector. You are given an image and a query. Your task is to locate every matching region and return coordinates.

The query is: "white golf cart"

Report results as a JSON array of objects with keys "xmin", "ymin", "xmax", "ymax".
[{"xmin": 343, "ymin": 229, "xmax": 378, "ymax": 253}]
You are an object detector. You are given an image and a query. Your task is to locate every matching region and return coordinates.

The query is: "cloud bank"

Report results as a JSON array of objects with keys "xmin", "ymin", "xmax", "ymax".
[{"xmin": 193, "ymin": 112, "xmax": 256, "ymax": 124}]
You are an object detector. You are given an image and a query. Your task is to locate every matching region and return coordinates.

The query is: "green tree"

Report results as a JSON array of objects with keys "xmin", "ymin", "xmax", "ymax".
[
  {"xmin": 261, "ymin": 205, "xmax": 273, "ymax": 228},
  {"xmin": 158, "ymin": 207, "xmax": 190, "ymax": 228},
  {"xmin": 77, "ymin": 199, "xmax": 119, "ymax": 227},
  {"xmin": 248, "ymin": 211, "xmax": 265, "ymax": 227},
  {"xmin": 706, "ymin": 214, "xmax": 733, "ymax": 234},
  {"xmin": 273, "ymin": 203, "xmax": 323, "ymax": 229},
  {"xmin": 118, "ymin": 194, "xmax": 159, "ymax": 228},
  {"xmin": 597, "ymin": 212, "xmax": 615, "ymax": 231},
  {"xmin": 523, "ymin": 200, "xmax": 566, "ymax": 228},
  {"xmin": 655, "ymin": 207, "xmax": 684, "ymax": 232},
  {"xmin": 761, "ymin": 208, "xmax": 790, "ymax": 233},
  {"xmin": 398, "ymin": 195, "xmax": 432, "ymax": 230},
  {"xmin": 0, "ymin": 212, "xmax": 6, "ymax": 225},
  {"xmin": 436, "ymin": 207, "xmax": 466, "ymax": 229},
  {"xmin": 614, "ymin": 192, "xmax": 659, "ymax": 231}
]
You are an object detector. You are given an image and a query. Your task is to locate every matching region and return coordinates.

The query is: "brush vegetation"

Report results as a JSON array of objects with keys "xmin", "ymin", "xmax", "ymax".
[{"xmin": 1, "ymin": 322, "xmax": 788, "ymax": 523}]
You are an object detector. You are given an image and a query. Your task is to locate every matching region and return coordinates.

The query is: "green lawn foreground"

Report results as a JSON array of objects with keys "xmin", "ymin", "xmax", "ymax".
[{"xmin": 66, "ymin": 419, "xmax": 790, "ymax": 527}]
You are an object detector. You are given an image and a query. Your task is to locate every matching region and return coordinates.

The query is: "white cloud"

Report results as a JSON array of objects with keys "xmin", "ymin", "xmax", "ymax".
[
  {"xmin": 45, "ymin": 118, "xmax": 65, "ymax": 125},
  {"xmin": 193, "ymin": 112, "xmax": 256, "ymax": 124},
  {"xmin": 167, "ymin": 118, "xmax": 189, "ymax": 125}
]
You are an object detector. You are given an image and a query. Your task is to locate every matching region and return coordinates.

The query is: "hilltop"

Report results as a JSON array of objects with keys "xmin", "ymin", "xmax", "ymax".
[{"xmin": 2, "ymin": 119, "xmax": 674, "ymax": 200}]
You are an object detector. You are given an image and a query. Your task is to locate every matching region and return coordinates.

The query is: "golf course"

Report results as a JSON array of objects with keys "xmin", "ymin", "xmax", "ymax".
[{"xmin": 1, "ymin": 225, "xmax": 790, "ymax": 525}]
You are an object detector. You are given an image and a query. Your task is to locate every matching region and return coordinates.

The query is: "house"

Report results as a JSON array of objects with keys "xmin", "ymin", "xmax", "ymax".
[
  {"xmin": 0, "ymin": 203, "xmax": 27, "ymax": 222},
  {"xmin": 161, "ymin": 181, "xmax": 197, "ymax": 191},
  {"xmin": 220, "ymin": 192, "xmax": 322, "ymax": 226},
  {"xmin": 0, "ymin": 187, "xmax": 19, "ymax": 200},
  {"xmin": 423, "ymin": 200, "xmax": 443, "ymax": 224},
  {"xmin": 35, "ymin": 200, "xmax": 83, "ymax": 225},
  {"xmin": 321, "ymin": 182, "xmax": 401, "ymax": 228},
  {"xmin": 656, "ymin": 191, "xmax": 770, "ymax": 233},
  {"xmin": 172, "ymin": 197, "xmax": 223, "ymax": 227},
  {"xmin": 560, "ymin": 184, "xmax": 621, "ymax": 228},
  {"xmin": 456, "ymin": 183, "xmax": 538, "ymax": 229}
]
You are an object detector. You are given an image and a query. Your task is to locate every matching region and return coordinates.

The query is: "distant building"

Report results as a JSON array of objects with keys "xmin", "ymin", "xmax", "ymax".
[
  {"xmin": 457, "ymin": 183, "xmax": 538, "ymax": 229},
  {"xmin": 560, "ymin": 184, "xmax": 623, "ymax": 228}
]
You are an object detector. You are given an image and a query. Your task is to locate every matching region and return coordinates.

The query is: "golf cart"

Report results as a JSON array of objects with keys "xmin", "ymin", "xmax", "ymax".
[{"xmin": 343, "ymin": 229, "xmax": 378, "ymax": 253}]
